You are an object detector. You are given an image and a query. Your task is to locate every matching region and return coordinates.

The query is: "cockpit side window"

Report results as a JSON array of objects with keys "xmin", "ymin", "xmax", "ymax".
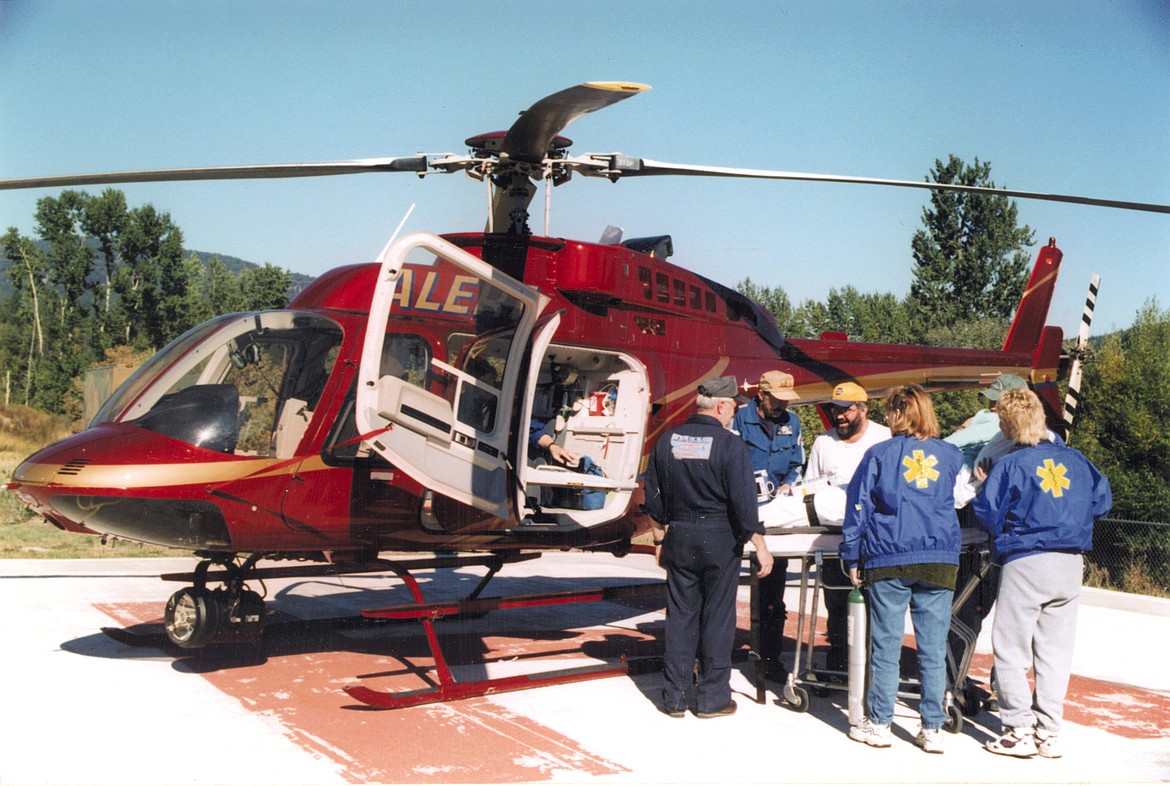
[{"xmin": 116, "ymin": 312, "xmax": 343, "ymax": 457}]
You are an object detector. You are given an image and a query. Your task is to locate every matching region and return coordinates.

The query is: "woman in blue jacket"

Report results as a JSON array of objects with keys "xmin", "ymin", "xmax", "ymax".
[
  {"xmin": 841, "ymin": 384, "xmax": 963, "ymax": 754},
  {"xmin": 974, "ymin": 388, "xmax": 1111, "ymax": 759}
]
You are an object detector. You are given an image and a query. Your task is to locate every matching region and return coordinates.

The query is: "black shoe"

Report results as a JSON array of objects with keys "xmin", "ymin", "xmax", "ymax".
[{"xmin": 695, "ymin": 700, "xmax": 737, "ymax": 719}]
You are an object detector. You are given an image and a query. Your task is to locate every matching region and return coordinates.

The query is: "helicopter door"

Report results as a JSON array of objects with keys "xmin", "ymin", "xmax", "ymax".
[{"xmin": 355, "ymin": 231, "xmax": 548, "ymax": 520}]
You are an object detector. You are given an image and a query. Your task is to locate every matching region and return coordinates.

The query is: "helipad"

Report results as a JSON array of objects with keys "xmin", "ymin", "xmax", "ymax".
[{"xmin": 1, "ymin": 552, "xmax": 1167, "ymax": 784}]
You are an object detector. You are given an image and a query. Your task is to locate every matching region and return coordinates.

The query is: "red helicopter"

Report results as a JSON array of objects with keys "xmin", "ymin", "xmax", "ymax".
[{"xmin": 4, "ymin": 82, "xmax": 1164, "ymax": 707}]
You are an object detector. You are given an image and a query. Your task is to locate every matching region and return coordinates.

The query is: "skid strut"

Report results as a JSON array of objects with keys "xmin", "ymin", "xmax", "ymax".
[{"xmin": 344, "ymin": 573, "xmax": 664, "ymax": 709}]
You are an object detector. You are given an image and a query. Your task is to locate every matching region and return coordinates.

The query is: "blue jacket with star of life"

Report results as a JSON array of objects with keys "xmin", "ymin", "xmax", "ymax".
[
  {"xmin": 974, "ymin": 441, "xmax": 1112, "ymax": 565},
  {"xmin": 840, "ymin": 434, "xmax": 964, "ymax": 571}
]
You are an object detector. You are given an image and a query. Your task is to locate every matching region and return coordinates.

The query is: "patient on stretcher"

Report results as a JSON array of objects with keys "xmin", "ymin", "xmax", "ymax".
[{"xmin": 757, "ymin": 482, "xmax": 847, "ymax": 529}]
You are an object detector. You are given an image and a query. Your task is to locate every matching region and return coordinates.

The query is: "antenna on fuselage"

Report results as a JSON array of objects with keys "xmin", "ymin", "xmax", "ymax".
[{"xmin": 376, "ymin": 203, "xmax": 417, "ymax": 264}]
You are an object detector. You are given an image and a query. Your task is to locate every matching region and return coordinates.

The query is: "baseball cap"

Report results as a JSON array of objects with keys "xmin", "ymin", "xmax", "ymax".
[
  {"xmin": 983, "ymin": 373, "xmax": 1027, "ymax": 401},
  {"xmin": 758, "ymin": 370, "xmax": 799, "ymax": 401},
  {"xmin": 829, "ymin": 381, "xmax": 868, "ymax": 407},
  {"xmin": 698, "ymin": 375, "xmax": 747, "ymax": 402}
]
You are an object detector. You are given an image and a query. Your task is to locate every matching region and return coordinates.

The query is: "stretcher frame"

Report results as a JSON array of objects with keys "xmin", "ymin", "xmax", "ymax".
[{"xmin": 746, "ymin": 526, "xmax": 990, "ymax": 732}]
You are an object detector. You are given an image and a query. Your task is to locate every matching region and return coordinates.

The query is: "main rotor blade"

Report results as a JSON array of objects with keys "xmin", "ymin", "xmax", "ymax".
[
  {"xmin": 0, "ymin": 156, "xmax": 429, "ymax": 191},
  {"xmin": 615, "ymin": 159, "xmax": 1170, "ymax": 215},
  {"xmin": 501, "ymin": 82, "xmax": 649, "ymax": 163}
]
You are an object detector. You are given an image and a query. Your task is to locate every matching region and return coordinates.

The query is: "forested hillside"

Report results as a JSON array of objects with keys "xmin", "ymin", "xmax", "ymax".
[{"xmin": 1, "ymin": 188, "xmax": 302, "ymax": 416}]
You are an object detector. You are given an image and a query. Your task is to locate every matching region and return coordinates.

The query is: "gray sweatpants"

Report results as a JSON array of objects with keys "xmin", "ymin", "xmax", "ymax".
[{"xmin": 992, "ymin": 551, "xmax": 1083, "ymax": 734}]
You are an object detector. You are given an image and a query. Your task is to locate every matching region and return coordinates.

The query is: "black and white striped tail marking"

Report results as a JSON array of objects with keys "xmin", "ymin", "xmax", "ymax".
[{"xmin": 1063, "ymin": 274, "xmax": 1100, "ymax": 430}]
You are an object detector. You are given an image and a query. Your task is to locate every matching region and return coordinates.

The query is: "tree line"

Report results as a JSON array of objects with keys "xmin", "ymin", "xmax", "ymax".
[
  {"xmin": 2, "ymin": 188, "xmax": 292, "ymax": 416},
  {"xmin": 735, "ymin": 155, "xmax": 1169, "ymax": 590}
]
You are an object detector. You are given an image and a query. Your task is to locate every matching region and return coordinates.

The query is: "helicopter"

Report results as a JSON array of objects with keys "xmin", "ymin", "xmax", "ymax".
[{"xmin": 4, "ymin": 81, "xmax": 1165, "ymax": 708}]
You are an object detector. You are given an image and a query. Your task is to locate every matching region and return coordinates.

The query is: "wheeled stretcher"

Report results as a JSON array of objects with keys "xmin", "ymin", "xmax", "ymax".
[{"xmin": 745, "ymin": 514, "xmax": 990, "ymax": 734}]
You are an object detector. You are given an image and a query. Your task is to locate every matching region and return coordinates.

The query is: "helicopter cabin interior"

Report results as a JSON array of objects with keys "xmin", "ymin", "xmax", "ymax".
[{"xmin": 517, "ymin": 344, "xmax": 647, "ymax": 527}]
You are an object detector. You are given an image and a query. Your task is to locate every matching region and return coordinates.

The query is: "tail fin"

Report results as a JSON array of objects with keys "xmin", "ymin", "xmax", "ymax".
[
  {"xmin": 1002, "ymin": 238, "xmax": 1065, "ymax": 427},
  {"xmin": 1002, "ymin": 238, "xmax": 1063, "ymax": 354}
]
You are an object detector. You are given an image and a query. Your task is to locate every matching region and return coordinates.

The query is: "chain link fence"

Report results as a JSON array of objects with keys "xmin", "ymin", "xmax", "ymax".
[{"xmin": 1084, "ymin": 518, "xmax": 1170, "ymax": 598}]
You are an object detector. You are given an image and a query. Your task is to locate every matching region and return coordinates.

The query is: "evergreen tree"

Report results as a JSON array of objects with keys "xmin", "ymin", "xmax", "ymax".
[
  {"xmin": 909, "ymin": 155, "xmax": 1034, "ymax": 334},
  {"xmin": 786, "ymin": 289, "xmax": 913, "ymax": 344},
  {"xmin": 736, "ymin": 277, "xmax": 794, "ymax": 334}
]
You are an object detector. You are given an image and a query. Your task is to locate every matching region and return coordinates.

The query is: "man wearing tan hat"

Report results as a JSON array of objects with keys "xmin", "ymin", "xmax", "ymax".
[
  {"xmin": 805, "ymin": 380, "xmax": 891, "ymax": 677},
  {"xmin": 732, "ymin": 370, "xmax": 803, "ymax": 682}
]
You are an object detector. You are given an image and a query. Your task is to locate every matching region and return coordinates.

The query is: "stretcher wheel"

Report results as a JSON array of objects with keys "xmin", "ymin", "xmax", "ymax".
[
  {"xmin": 786, "ymin": 686, "xmax": 811, "ymax": 712},
  {"xmin": 944, "ymin": 703, "xmax": 964, "ymax": 734}
]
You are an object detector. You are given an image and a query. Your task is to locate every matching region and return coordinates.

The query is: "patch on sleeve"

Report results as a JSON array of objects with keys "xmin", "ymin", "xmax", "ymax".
[{"xmin": 671, "ymin": 434, "xmax": 713, "ymax": 460}]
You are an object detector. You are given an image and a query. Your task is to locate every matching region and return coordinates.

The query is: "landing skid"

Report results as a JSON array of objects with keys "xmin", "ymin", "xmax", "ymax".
[
  {"xmin": 158, "ymin": 552, "xmax": 542, "ymax": 585},
  {"xmin": 109, "ymin": 552, "xmax": 542, "ymax": 651},
  {"xmin": 344, "ymin": 580, "xmax": 665, "ymax": 709}
]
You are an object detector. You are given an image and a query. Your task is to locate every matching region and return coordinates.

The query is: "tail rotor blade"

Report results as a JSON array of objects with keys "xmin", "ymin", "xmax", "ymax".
[{"xmin": 1063, "ymin": 273, "xmax": 1101, "ymax": 433}]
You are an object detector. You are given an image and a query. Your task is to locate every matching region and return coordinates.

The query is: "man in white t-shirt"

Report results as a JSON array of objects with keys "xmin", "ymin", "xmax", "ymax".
[{"xmin": 805, "ymin": 381, "xmax": 891, "ymax": 676}]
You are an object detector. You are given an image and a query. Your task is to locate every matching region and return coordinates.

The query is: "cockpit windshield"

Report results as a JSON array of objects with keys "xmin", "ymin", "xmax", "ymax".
[{"xmin": 96, "ymin": 311, "xmax": 344, "ymax": 457}]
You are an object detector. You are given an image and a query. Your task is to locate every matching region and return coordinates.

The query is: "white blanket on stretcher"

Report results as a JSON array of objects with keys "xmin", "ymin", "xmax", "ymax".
[{"xmin": 757, "ymin": 484, "xmax": 847, "ymax": 529}]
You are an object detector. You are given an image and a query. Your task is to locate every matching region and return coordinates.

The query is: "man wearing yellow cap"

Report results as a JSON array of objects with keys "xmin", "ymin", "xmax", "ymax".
[
  {"xmin": 732, "ymin": 370, "xmax": 803, "ymax": 682},
  {"xmin": 805, "ymin": 381, "xmax": 891, "ymax": 677}
]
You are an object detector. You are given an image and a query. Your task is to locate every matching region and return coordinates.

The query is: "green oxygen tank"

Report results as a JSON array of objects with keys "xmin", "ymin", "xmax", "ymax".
[{"xmin": 847, "ymin": 586, "xmax": 867, "ymax": 726}]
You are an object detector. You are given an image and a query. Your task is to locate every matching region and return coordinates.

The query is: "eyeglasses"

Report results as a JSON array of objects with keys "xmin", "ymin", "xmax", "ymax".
[{"xmin": 828, "ymin": 403, "xmax": 858, "ymax": 414}]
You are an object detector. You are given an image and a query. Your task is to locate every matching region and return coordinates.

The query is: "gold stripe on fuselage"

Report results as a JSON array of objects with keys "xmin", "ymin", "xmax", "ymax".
[{"xmin": 11, "ymin": 454, "xmax": 330, "ymax": 489}]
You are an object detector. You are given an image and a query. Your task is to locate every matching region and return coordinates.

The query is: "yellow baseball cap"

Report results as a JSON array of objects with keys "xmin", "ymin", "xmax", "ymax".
[{"xmin": 829, "ymin": 381, "xmax": 868, "ymax": 406}]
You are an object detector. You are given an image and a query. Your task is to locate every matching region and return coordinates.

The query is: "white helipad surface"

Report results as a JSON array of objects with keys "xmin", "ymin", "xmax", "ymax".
[{"xmin": 1, "ymin": 552, "xmax": 1167, "ymax": 784}]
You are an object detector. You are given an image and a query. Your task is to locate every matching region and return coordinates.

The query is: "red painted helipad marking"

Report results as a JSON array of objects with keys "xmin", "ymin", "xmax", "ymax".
[
  {"xmin": 95, "ymin": 596, "xmax": 1170, "ymax": 782},
  {"xmin": 97, "ymin": 601, "xmax": 638, "ymax": 782}
]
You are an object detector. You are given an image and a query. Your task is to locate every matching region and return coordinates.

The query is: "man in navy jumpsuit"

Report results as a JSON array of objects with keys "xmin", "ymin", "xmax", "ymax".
[
  {"xmin": 644, "ymin": 376, "xmax": 774, "ymax": 717},
  {"xmin": 732, "ymin": 370, "xmax": 803, "ymax": 681}
]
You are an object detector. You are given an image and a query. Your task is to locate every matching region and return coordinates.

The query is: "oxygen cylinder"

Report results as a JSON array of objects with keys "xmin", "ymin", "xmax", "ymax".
[{"xmin": 847, "ymin": 586, "xmax": 867, "ymax": 726}]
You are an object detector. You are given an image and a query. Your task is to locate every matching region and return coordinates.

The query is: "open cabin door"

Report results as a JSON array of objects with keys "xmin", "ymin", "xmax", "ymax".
[{"xmin": 355, "ymin": 232, "xmax": 548, "ymax": 521}]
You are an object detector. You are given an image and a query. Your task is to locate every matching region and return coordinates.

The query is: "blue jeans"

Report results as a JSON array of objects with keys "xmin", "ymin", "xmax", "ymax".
[{"xmin": 866, "ymin": 577, "xmax": 953, "ymax": 729}]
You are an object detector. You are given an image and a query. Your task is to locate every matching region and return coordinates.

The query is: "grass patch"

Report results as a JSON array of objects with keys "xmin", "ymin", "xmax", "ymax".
[
  {"xmin": 0, "ymin": 517, "xmax": 177, "ymax": 559},
  {"xmin": 0, "ymin": 404, "xmax": 175, "ymax": 559}
]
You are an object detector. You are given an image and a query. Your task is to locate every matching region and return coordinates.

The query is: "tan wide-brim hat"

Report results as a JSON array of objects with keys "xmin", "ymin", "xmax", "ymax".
[{"xmin": 758, "ymin": 370, "xmax": 799, "ymax": 401}]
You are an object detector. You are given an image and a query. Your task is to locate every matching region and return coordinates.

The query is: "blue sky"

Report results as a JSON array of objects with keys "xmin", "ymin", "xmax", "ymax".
[{"xmin": 2, "ymin": 0, "xmax": 1167, "ymax": 338}]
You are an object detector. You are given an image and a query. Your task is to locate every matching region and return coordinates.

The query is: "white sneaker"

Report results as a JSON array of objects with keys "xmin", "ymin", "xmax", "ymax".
[
  {"xmin": 916, "ymin": 726, "xmax": 945, "ymax": 754},
  {"xmin": 986, "ymin": 726, "xmax": 1038, "ymax": 758},
  {"xmin": 1035, "ymin": 729, "xmax": 1062, "ymax": 758},
  {"xmin": 849, "ymin": 718, "xmax": 892, "ymax": 748}
]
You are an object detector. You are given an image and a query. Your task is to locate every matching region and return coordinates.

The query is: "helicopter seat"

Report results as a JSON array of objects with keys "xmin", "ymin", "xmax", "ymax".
[{"xmin": 273, "ymin": 397, "xmax": 311, "ymax": 458}]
